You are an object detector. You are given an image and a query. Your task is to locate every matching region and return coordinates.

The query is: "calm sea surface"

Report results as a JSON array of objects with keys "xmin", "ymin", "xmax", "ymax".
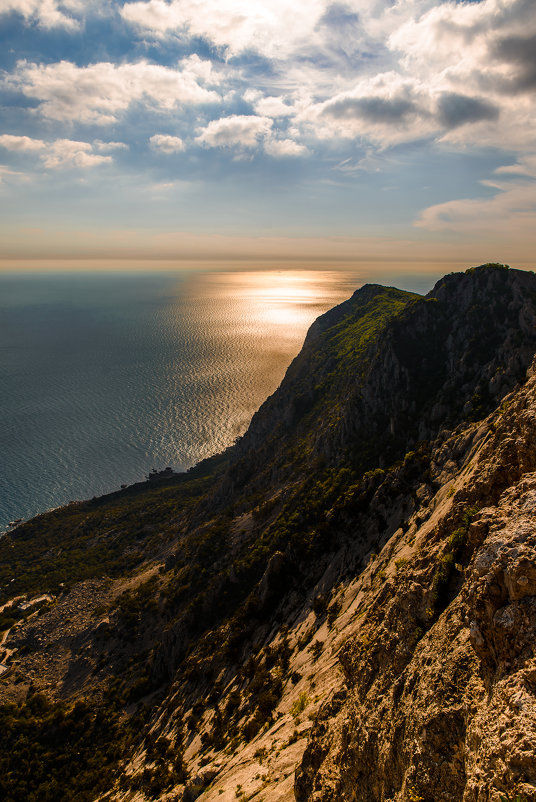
[
  {"xmin": 0, "ymin": 268, "xmax": 354, "ymax": 530},
  {"xmin": 0, "ymin": 267, "xmax": 436, "ymax": 531}
]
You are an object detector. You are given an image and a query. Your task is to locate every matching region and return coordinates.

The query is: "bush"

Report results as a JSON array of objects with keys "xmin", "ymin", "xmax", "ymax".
[
  {"xmin": 312, "ymin": 594, "xmax": 328, "ymax": 617},
  {"xmin": 310, "ymin": 640, "xmax": 324, "ymax": 660},
  {"xmin": 297, "ymin": 627, "xmax": 314, "ymax": 651},
  {"xmin": 290, "ymin": 692, "xmax": 309, "ymax": 720},
  {"xmin": 0, "ymin": 692, "xmax": 140, "ymax": 802}
]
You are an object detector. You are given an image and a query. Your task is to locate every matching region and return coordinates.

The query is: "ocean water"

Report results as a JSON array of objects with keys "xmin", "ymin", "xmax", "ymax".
[{"xmin": 0, "ymin": 267, "xmax": 368, "ymax": 531}]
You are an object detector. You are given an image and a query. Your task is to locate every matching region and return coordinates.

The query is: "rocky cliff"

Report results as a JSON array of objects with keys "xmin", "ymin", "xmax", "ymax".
[
  {"xmin": 295, "ymin": 359, "xmax": 536, "ymax": 802},
  {"xmin": 0, "ymin": 263, "xmax": 536, "ymax": 802}
]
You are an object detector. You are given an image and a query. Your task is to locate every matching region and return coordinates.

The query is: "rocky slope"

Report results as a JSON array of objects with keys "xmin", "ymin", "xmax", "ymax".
[
  {"xmin": 295, "ymin": 361, "xmax": 536, "ymax": 802},
  {"xmin": 1, "ymin": 263, "xmax": 536, "ymax": 802}
]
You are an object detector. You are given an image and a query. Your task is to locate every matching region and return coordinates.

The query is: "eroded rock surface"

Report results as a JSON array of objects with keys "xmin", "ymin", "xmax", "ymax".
[{"xmin": 296, "ymin": 365, "xmax": 536, "ymax": 802}]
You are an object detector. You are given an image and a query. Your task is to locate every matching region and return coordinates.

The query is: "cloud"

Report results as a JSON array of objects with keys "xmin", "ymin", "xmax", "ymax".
[
  {"xmin": 493, "ymin": 33, "xmax": 536, "ymax": 93},
  {"xmin": 197, "ymin": 115, "xmax": 273, "ymax": 148},
  {"xmin": 43, "ymin": 139, "xmax": 113, "ymax": 168},
  {"xmin": 300, "ymin": 0, "xmax": 536, "ymax": 150},
  {"xmin": 0, "ymin": 134, "xmax": 46, "ymax": 151},
  {"xmin": 2, "ymin": 0, "xmax": 536, "ymax": 266},
  {"xmin": 381, "ymin": 0, "xmax": 536, "ymax": 149},
  {"xmin": 0, "ymin": 0, "xmax": 81, "ymax": 29},
  {"xmin": 264, "ymin": 138, "xmax": 308, "ymax": 157},
  {"xmin": 0, "ymin": 134, "xmax": 117, "ymax": 168},
  {"xmin": 251, "ymin": 96, "xmax": 294, "ymax": 119},
  {"xmin": 301, "ymin": 74, "xmax": 434, "ymax": 145},
  {"xmin": 150, "ymin": 133, "xmax": 185, "ymax": 152},
  {"xmin": 94, "ymin": 140, "xmax": 129, "ymax": 152},
  {"xmin": 323, "ymin": 95, "xmax": 417, "ymax": 124},
  {"xmin": 416, "ymin": 158, "xmax": 536, "ymax": 234},
  {"xmin": 0, "ymin": 165, "xmax": 26, "ymax": 182},
  {"xmin": 196, "ymin": 113, "xmax": 307, "ymax": 155},
  {"xmin": 8, "ymin": 58, "xmax": 221, "ymax": 124},
  {"xmin": 5, "ymin": 0, "xmax": 535, "ymax": 157},
  {"xmin": 121, "ymin": 0, "xmax": 328, "ymax": 58},
  {"xmin": 436, "ymin": 93, "xmax": 499, "ymax": 129},
  {"xmin": 495, "ymin": 154, "xmax": 536, "ymax": 178}
]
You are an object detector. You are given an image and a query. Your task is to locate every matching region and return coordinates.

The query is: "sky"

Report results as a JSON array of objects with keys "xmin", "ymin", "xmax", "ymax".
[{"xmin": 0, "ymin": 0, "xmax": 535, "ymax": 272}]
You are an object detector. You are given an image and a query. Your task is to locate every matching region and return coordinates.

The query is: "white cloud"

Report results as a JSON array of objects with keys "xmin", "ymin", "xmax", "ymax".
[
  {"xmin": 243, "ymin": 89, "xmax": 261, "ymax": 103},
  {"xmin": 8, "ymin": 57, "xmax": 221, "ymax": 124},
  {"xmin": 94, "ymin": 140, "xmax": 129, "ymax": 152},
  {"xmin": 121, "ymin": 0, "xmax": 328, "ymax": 58},
  {"xmin": 196, "ymin": 114, "xmax": 307, "ymax": 155},
  {"xmin": 3, "ymin": 0, "xmax": 536, "ymax": 198},
  {"xmin": 0, "ymin": 0, "xmax": 81, "ymax": 29},
  {"xmin": 495, "ymin": 155, "xmax": 536, "ymax": 178},
  {"xmin": 278, "ymin": 0, "xmax": 536, "ymax": 151},
  {"xmin": 5, "ymin": 0, "xmax": 535, "ymax": 157},
  {"xmin": 173, "ymin": 0, "xmax": 534, "ymax": 155},
  {"xmin": 298, "ymin": 73, "xmax": 432, "ymax": 146},
  {"xmin": 385, "ymin": 0, "xmax": 536, "ymax": 150},
  {"xmin": 0, "ymin": 134, "xmax": 116, "ymax": 168},
  {"xmin": 252, "ymin": 96, "xmax": 294, "ymax": 119},
  {"xmin": 43, "ymin": 139, "xmax": 113, "ymax": 168},
  {"xmin": 264, "ymin": 138, "xmax": 308, "ymax": 157},
  {"xmin": 180, "ymin": 53, "xmax": 220, "ymax": 84},
  {"xmin": 150, "ymin": 133, "xmax": 185, "ymax": 152},
  {"xmin": 197, "ymin": 115, "xmax": 273, "ymax": 148},
  {"xmin": 0, "ymin": 134, "xmax": 46, "ymax": 151}
]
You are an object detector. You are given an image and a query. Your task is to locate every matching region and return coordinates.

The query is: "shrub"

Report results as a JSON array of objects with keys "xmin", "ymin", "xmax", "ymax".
[
  {"xmin": 297, "ymin": 627, "xmax": 314, "ymax": 651},
  {"xmin": 310, "ymin": 640, "xmax": 324, "ymax": 660},
  {"xmin": 312, "ymin": 594, "xmax": 328, "ymax": 617},
  {"xmin": 290, "ymin": 692, "xmax": 309, "ymax": 720},
  {"xmin": 327, "ymin": 598, "xmax": 342, "ymax": 628}
]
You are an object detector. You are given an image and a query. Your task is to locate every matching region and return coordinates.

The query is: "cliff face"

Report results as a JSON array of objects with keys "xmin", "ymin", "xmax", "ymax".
[
  {"xmin": 295, "ymin": 360, "xmax": 536, "ymax": 802},
  {"xmin": 1, "ymin": 264, "xmax": 536, "ymax": 802}
]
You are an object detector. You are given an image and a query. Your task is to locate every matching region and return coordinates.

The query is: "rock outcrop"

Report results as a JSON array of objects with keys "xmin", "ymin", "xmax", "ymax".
[{"xmin": 295, "ymin": 361, "xmax": 536, "ymax": 802}]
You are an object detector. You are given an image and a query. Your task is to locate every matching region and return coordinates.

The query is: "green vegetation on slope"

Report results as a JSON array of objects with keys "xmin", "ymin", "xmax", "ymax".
[
  {"xmin": 0, "ymin": 453, "xmax": 227, "ymax": 600},
  {"xmin": 0, "ymin": 693, "xmax": 132, "ymax": 802},
  {"xmin": 0, "ymin": 691, "xmax": 187, "ymax": 802}
]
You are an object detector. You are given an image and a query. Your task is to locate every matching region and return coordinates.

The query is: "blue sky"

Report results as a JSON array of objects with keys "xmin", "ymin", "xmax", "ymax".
[{"xmin": 0, "ymin": 0, "xmax": 535, "ymax": 271}]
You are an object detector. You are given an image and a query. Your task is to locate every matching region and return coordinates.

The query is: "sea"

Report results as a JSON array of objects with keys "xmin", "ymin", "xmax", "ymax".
[{"xmin": 0, "ymin": 266, "xmax": 438, "ymax": 532}]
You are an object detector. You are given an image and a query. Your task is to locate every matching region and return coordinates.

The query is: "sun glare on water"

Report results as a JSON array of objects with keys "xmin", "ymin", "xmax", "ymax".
[
  {"xmin": 248, "ymin": 273, "xmax": 320, "ymax": 326},
  {"xmin": 215, "ymin": 269, "xmax": 354, "ymax": 331}
]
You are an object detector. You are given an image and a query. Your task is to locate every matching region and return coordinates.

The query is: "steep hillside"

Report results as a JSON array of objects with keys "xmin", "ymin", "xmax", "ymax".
[
  {"xmin": 296, "ymin": 354, "xmax": 536, "ymax": 802},
  {"xmin": 1, "ymin": 263, "xmax": 536, "ymax": 802}
]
